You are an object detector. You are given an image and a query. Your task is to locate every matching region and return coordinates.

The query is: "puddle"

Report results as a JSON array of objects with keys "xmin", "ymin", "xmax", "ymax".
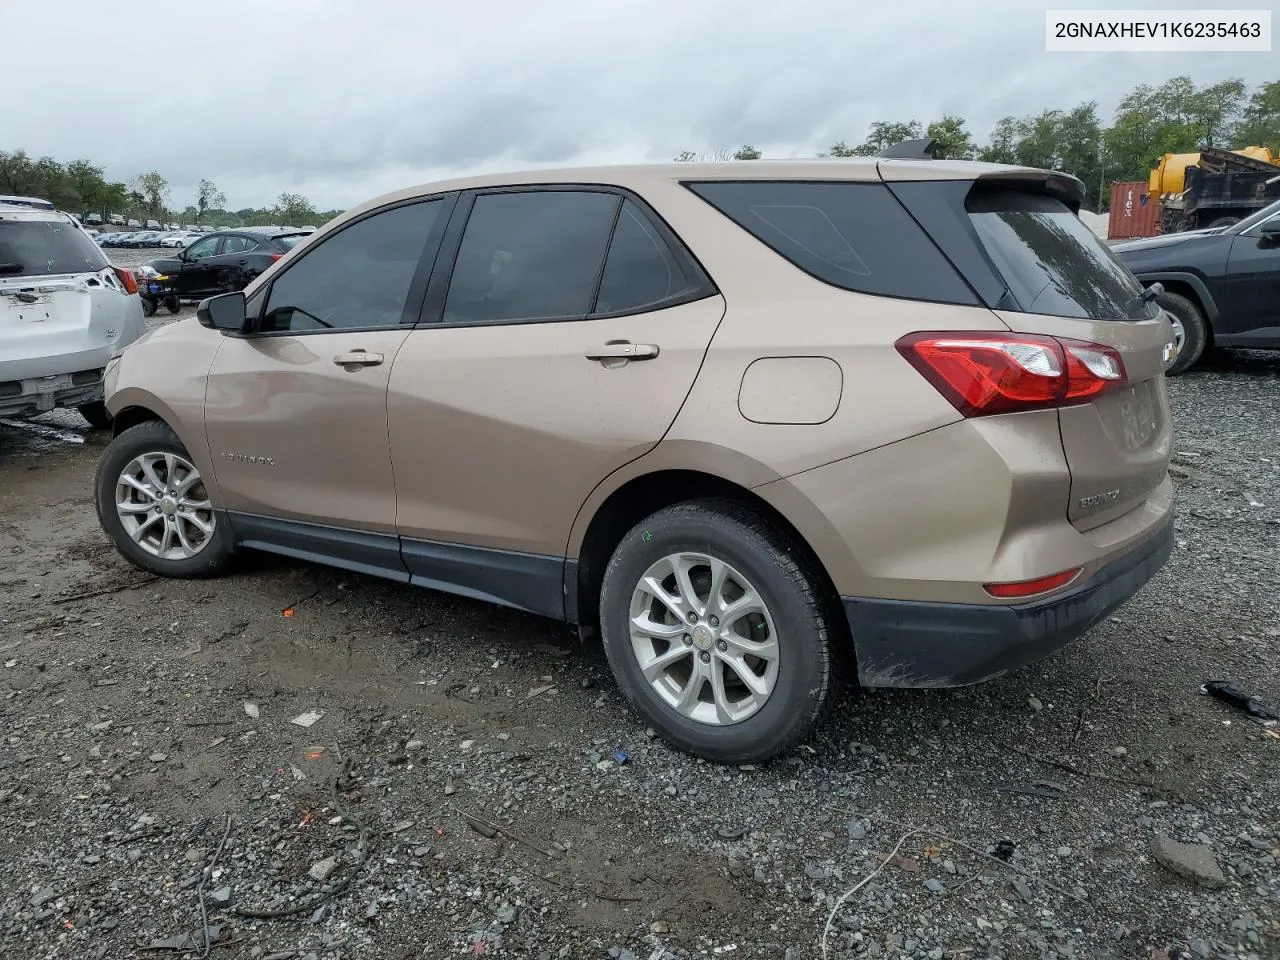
[{"xmin": 0, "ymin": 411, "xmax": 90, "ymax": 453}]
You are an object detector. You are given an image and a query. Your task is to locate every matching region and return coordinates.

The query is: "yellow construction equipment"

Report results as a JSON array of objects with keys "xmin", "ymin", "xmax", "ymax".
[
  {"xmin": 1148, "ymin": 145, "xmax": 1280, "ymax": 232},
  {"xmin": 1149, "ymin": 146, "xmax": 1276, "ymax": 195}
]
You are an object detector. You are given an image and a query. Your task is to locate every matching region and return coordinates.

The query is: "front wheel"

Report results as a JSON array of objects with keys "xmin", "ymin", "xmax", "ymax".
[
  {"xmin": 164, "ymin": 296, "xmax": 181, "ymax": 314},
  {"xmin": 1155, "ymin": 290, "xmax": 1209, "ymax": 375},
  {"xmin": 94, "ymin": 420, "xmax": 235, "ymax": 578},
  {"xmin": 140, "ymin": 297, "xmax": 157, "ymax": 318},
  {"xmin": 599, "ymin": 499, "xmax": 837, "ymax": 763}
]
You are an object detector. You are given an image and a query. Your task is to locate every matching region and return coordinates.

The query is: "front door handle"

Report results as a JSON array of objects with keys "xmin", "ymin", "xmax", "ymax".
[
  {"xmin": 333, "ymin": 350, "xmax": 385, "ymax": 367},
  {"xmin": 584, "ymin": 342, "xmax": 659, "ymax": 361}
]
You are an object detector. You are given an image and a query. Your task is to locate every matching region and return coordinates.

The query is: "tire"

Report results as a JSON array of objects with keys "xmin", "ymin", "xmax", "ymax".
[
  {"xmin": 598, "ymin": 498, "xmax": 837, "ymax": 763},
  {"xmin": 141, "ymin": 297, "xmax": 157, "ymax": 318},
  {"xmin": 94, "ymin": 420, "xmax": 235, "ymax": 579},
  {"xmin": 77, "ymin": 401, "xmax": 113, "ymax": 430},
  {"xmin": 1155, "ymin": 290, "xmax": 1209, "ymax": 375},
  {"xmin": 164, "ymin": 296, "xmax": 181, "ymax": 314},
  {"xmin": 1207, "ymin": 216, "xmax": 1240, "ymax": 229}
]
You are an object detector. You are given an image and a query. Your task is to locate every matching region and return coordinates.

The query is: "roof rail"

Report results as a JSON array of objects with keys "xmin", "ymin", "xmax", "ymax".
[
  {"xmin": 877, "ymin": 138, "xmax": 937, "ymax": 160},
  {"xmin": 0, "ymin": 195, "xmax": 56, "ymax": 210}
]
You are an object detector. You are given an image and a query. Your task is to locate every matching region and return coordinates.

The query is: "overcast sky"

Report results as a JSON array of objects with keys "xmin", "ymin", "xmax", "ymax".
[{"xmin": 4, "ymin": 0, "xmax": 1276, "ymax": 211}]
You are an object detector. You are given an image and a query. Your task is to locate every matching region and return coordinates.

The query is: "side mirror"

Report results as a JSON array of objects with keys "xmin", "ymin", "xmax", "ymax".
[
  {"xmin": 197, "ymin": 292, "xmax": 247, "ymax": 332},
  {"xmin": 1260, "ymin": 219, "xmax": 1280, "ymax": 239}
]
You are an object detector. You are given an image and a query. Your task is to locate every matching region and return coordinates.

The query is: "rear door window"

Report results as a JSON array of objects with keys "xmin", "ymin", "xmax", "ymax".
[
  {"xmin": 966, "ymin": 188, "xmax": 1157, "ymax": 321},
  {"xmin": 443, "ymin": 190, "xmax": 620, "ymax": 324},
  {"xmin": 687, "ymin": 181, "xmax": 976, "ymax": 304},
  {"xmin": 592, "ymin": 200, "xmax": 702, "ymax": 315},
  {"xmin": 0, "ymin": 217, "xmax": 108, "ymax": 278},
  {"xmin": 221, "ymin": 236, "xmax": 258, "ymax": 254}
]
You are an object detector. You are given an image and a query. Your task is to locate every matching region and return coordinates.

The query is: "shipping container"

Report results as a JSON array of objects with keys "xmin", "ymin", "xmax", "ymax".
[{"xmin": 1108, "ymin": 181, "xmax": 1162, "ymax": 239}]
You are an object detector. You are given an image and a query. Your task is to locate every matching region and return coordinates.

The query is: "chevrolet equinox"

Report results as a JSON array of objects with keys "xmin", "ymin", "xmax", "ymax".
[{"xmin": 95, "ymin": 152, "xmax": 1176, "ymax": 762}]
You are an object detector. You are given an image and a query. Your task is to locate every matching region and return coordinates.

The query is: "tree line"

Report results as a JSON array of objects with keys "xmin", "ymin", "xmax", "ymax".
[
  {"xmin": 0, "ymin": 154, "xmax": 340, "ymax": 228},
  {"xmin": 679, "ymin": 74, "xmax": 1279, "ymax": 211}
]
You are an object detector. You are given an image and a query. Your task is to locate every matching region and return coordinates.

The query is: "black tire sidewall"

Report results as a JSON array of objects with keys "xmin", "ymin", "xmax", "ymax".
[
  {"xmin": 77, "ymin": 402, "xmax": 112, "ymax": 430},
  {"xmin": 1156, "ymin": 291, "xmax": 1208, "ymax": 375},
  {"xmin": 599, "ymin": 504, "xmax": 830, "ymax": 763},
  {"xmin": 94, "ymin": 421, "xmax": 234, "ymax": 578}
]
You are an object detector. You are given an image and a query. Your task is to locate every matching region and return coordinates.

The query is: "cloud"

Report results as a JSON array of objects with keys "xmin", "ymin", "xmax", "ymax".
[{"xmin": 4, "ymin": 0, "xmax": 1274, "ymax": 210}]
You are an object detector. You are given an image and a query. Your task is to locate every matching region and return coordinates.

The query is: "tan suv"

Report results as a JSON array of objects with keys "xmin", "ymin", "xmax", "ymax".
[{"xmin": 95, "ymin": 151, "xmax": 1175, "ymax": 762}]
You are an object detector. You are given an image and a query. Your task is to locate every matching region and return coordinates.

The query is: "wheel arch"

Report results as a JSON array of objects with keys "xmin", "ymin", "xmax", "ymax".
[
  {"xmin": 105, "ymin": 387, "xmax": 223, "ymax": 504},
  {"xmin": 568, "ymin": 460, "xmax": 845, "ymax": 635},
  {"xmin": 1138, "ymin": 271, "xmax": 1221, "ymax": 328}
]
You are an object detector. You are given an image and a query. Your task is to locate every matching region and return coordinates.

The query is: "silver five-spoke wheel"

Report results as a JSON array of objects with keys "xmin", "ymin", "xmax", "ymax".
[
  {"xmin": 115, "ymin": 452, "xmax": 215, "ymax": 560},
  {"xmin": 629, "ymin": 552, "xmax": 779, "ymax": 725}
]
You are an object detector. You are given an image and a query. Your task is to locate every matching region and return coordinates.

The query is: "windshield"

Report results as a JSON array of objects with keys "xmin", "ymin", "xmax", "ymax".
[
  {"xmin": 0, "ymin": 217, "xmax": 109, "ymax": 279},
  {"xmin": 1232, "ymin": 197, "xmax": 1280, "ymax": 234},
  {"xmin": 967, "ymin": 188, "xmax": 1158, "ymax": 321}
]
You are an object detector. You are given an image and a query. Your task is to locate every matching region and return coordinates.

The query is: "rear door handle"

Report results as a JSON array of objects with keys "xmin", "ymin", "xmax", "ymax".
[
  {"xmin": 333, "ymin": 350, "xmax": 384, "ymax": 366},
  {"xmin": 584, "ymin": 342, "xmax": 659, "ymax": 361}
]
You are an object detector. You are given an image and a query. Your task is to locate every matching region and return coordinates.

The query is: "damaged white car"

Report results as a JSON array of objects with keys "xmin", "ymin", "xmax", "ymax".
[{"xmin": 1, "ymin": 196, "xmax": 146, "ymax": 428}]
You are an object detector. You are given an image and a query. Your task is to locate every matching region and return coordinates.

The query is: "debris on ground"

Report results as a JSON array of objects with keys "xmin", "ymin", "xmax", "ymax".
[
  {"xmin": 1150, "ymin": 834, "xmax": 1227, "ymax": 889},
  {"xmin": 1201, "ymin": 679, "xmax": 1280, "ymax": 723}
]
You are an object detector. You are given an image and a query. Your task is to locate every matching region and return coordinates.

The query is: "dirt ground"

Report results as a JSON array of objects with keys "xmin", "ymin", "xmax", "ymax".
[{"xmin": 1, "ymin": 287, "xmax": 1278, "ymax": 959}]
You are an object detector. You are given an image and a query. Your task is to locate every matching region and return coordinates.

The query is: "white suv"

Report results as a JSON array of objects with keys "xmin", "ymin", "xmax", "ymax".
[{"xmin": 0, "ymin": 196, "xmax": 147, "ymax": 427}]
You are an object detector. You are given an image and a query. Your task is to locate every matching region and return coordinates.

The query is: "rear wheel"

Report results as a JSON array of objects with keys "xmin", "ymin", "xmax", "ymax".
[
  {"xmin": 598, "ymin": 499, "xmax": 836, "ymax": 763},
  {"xmin": 140, "ymin": 297, "xmax": 157, "ymax": 318},
  {"xmin": 1155, "ymin": 290, "xmax": 1209, "ymax": 375},
  {"xmin": 94, "ymin": 420, "xmax": 235, "ymax": 578},
  {"xmin": 164, "ymin": 296, "xmax": 181, "ymax": 314}
]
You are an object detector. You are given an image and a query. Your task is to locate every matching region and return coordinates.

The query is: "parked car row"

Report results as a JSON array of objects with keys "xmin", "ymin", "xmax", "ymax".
[{"xmin": 96, "ymin": 230, "xmax": 202, "ymax": 249}]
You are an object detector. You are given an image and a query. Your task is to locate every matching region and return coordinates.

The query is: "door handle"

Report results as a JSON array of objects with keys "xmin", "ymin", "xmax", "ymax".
[
  {"xmin": 584, "ymin": 342, "xmax": 659, "ymax": 361},
  {"xmin": 333, "ymin": 350, "xmax": 385, "ymax": 366}
]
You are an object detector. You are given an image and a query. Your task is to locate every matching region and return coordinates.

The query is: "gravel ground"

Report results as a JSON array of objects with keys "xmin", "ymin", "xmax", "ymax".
[{"xmin": 1, "ymin": 276, "xmax": 1278, "ymax": 960}]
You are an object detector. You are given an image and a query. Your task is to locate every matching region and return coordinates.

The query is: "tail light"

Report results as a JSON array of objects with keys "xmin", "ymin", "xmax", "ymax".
[
  {"xmin": 984, "ymin": 567, "xmax": 1082, "ymax": 598},
  {"xmin": 896, "ymin": 332, "xmax": 1126, "ymax": 417},
  {"xmin": 269, "ymin": 253, "xmax": 283, "ymax": 262},
  {"xmin": 113, "ymin": 267, "xmax": 139, "ymax": 295}
]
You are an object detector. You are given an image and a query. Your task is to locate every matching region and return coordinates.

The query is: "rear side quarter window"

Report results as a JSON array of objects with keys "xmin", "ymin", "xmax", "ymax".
[{"xmin": 686, "ymin": 181, "xmax": 977, "ymax": 305}]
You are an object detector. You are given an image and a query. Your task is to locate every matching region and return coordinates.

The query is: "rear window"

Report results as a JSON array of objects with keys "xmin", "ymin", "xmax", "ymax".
[
  {"xmin": 966, "ymin": 188, "xmax": 1157, "ymax": 321},
  {"xmin": 687, "ymin": 181, "xmax": 977, "ymax": 305},
  {"xmin": 0, "ymin": 217, "xmax": 108, "ymax": 278},
  {"xmin": 274, "ymin": 234, "xmax": 309, "ymax": 250}
]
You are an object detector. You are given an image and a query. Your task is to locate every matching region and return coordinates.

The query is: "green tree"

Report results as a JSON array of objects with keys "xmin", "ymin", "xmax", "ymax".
[
  {"xmin": 274, "ymin": 192, "xmax": 318, "ymax": 226},
  {"xmin": 132, "ymin": 171, "xmax": 170, "ymax": 218},
  {"xmin": 1235, "ymin": 80, "xmax": 1280, "ymax": 151},
  {"xmin": 195, "ymin": 179, "xmax": 227, "ymax": 224},
  {"xmin": 846, "ymin": 120, "xmax": 923, "ymax": 156},
  {"xmin": 0, "ymin": 150, "xmax": 36, "ymax": 194},
  {"xmin": 925, "ymin": 115, "xmax": 976, "ymax": 160},
  {"xmin": 733, "ymin": 145, "xmax": 762, "ymax": 160}
]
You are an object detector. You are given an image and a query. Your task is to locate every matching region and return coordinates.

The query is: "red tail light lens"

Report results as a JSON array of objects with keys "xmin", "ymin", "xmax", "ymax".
[
  {"xmin": 113, "ymin": 267, "xmax": 138, "ymax": 295},
  {"xmin": 896, "ymin": 332, "xmax": 1126, "ymax": 417},
  {"xmin": 984, "ymin": 567, "xmax": 1082, "ymax": 598},
  {"xmin": 269, "ymin": 253, "xmax": 283, "ymax": 262}
]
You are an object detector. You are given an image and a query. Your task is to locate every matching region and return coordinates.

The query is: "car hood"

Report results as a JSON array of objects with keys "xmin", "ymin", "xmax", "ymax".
[{"xmin": 1112, "ymin": 228, "xmax": 1224, "ymax": 254}]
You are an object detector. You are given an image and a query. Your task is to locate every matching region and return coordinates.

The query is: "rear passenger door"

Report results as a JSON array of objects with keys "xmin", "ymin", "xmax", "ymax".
[
  {"xmin": 387, "ymin": 187, "xmax": 725, "ymax": 617},
  {"xmin": 214, "ymin": 234, "xmax": 259, "ymax": 291}
]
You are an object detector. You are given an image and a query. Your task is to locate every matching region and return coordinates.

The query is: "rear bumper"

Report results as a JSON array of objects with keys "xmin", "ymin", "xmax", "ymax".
[
  {"xmin": 0, "ymin": 375, "xmax": 104, "ymax": 418},
  {"xmin": 844, "ymin": 515, "xmax": 1174, "ymax": 688}
]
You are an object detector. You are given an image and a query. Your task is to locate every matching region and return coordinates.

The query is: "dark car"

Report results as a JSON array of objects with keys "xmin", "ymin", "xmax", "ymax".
[
  {"xmin": 142, "ymin": 228, "xmax": 311, "ymax": 300},
  {"xmin": 1114, "ymin": 198, "xmax": 1280, "ymax": 374}
]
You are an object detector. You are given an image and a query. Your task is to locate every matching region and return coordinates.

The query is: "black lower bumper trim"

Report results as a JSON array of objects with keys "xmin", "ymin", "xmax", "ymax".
[{"xmin": 844, "ymin": 518, "xmax": 1174, "ymax": 688}]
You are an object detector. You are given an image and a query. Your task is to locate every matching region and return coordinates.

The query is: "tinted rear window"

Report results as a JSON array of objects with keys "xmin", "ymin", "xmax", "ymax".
[
  {"xmin": 966, "ymin": 188, "xmax": 1157, "ymax": 321},
  {"xmin": 0, "ymin": 218, "xmax": 108, "ymax": 278},
  {"xmin": 275, "ymin": 234, "xmax": 309, "ymax": 249},
  {"xmin": 687, "ymin": 181, "xmax": 977, "ymax": 305}
]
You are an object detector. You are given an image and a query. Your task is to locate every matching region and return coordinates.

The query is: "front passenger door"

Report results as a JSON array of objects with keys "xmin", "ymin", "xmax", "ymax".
[
  {"xmin": 203, "ymin": 196, "xmax": 453, "ymax": 569},
  {"xmin": 1224, "ymin": 214, "xmax": 1280, "ymax": 342}
]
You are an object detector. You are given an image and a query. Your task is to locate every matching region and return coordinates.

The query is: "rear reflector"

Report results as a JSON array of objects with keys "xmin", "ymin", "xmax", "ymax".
[
  {"xmin": 984, "ymin": 567, "xmax": 1082, "ymax": 599},
  {"xmin": 896, "ymin": 332, "xmax": 1126, "ymax": 417},
  {"xmin": 113, "ymin": 267, "xmax": 139, "ymax": 295}
]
